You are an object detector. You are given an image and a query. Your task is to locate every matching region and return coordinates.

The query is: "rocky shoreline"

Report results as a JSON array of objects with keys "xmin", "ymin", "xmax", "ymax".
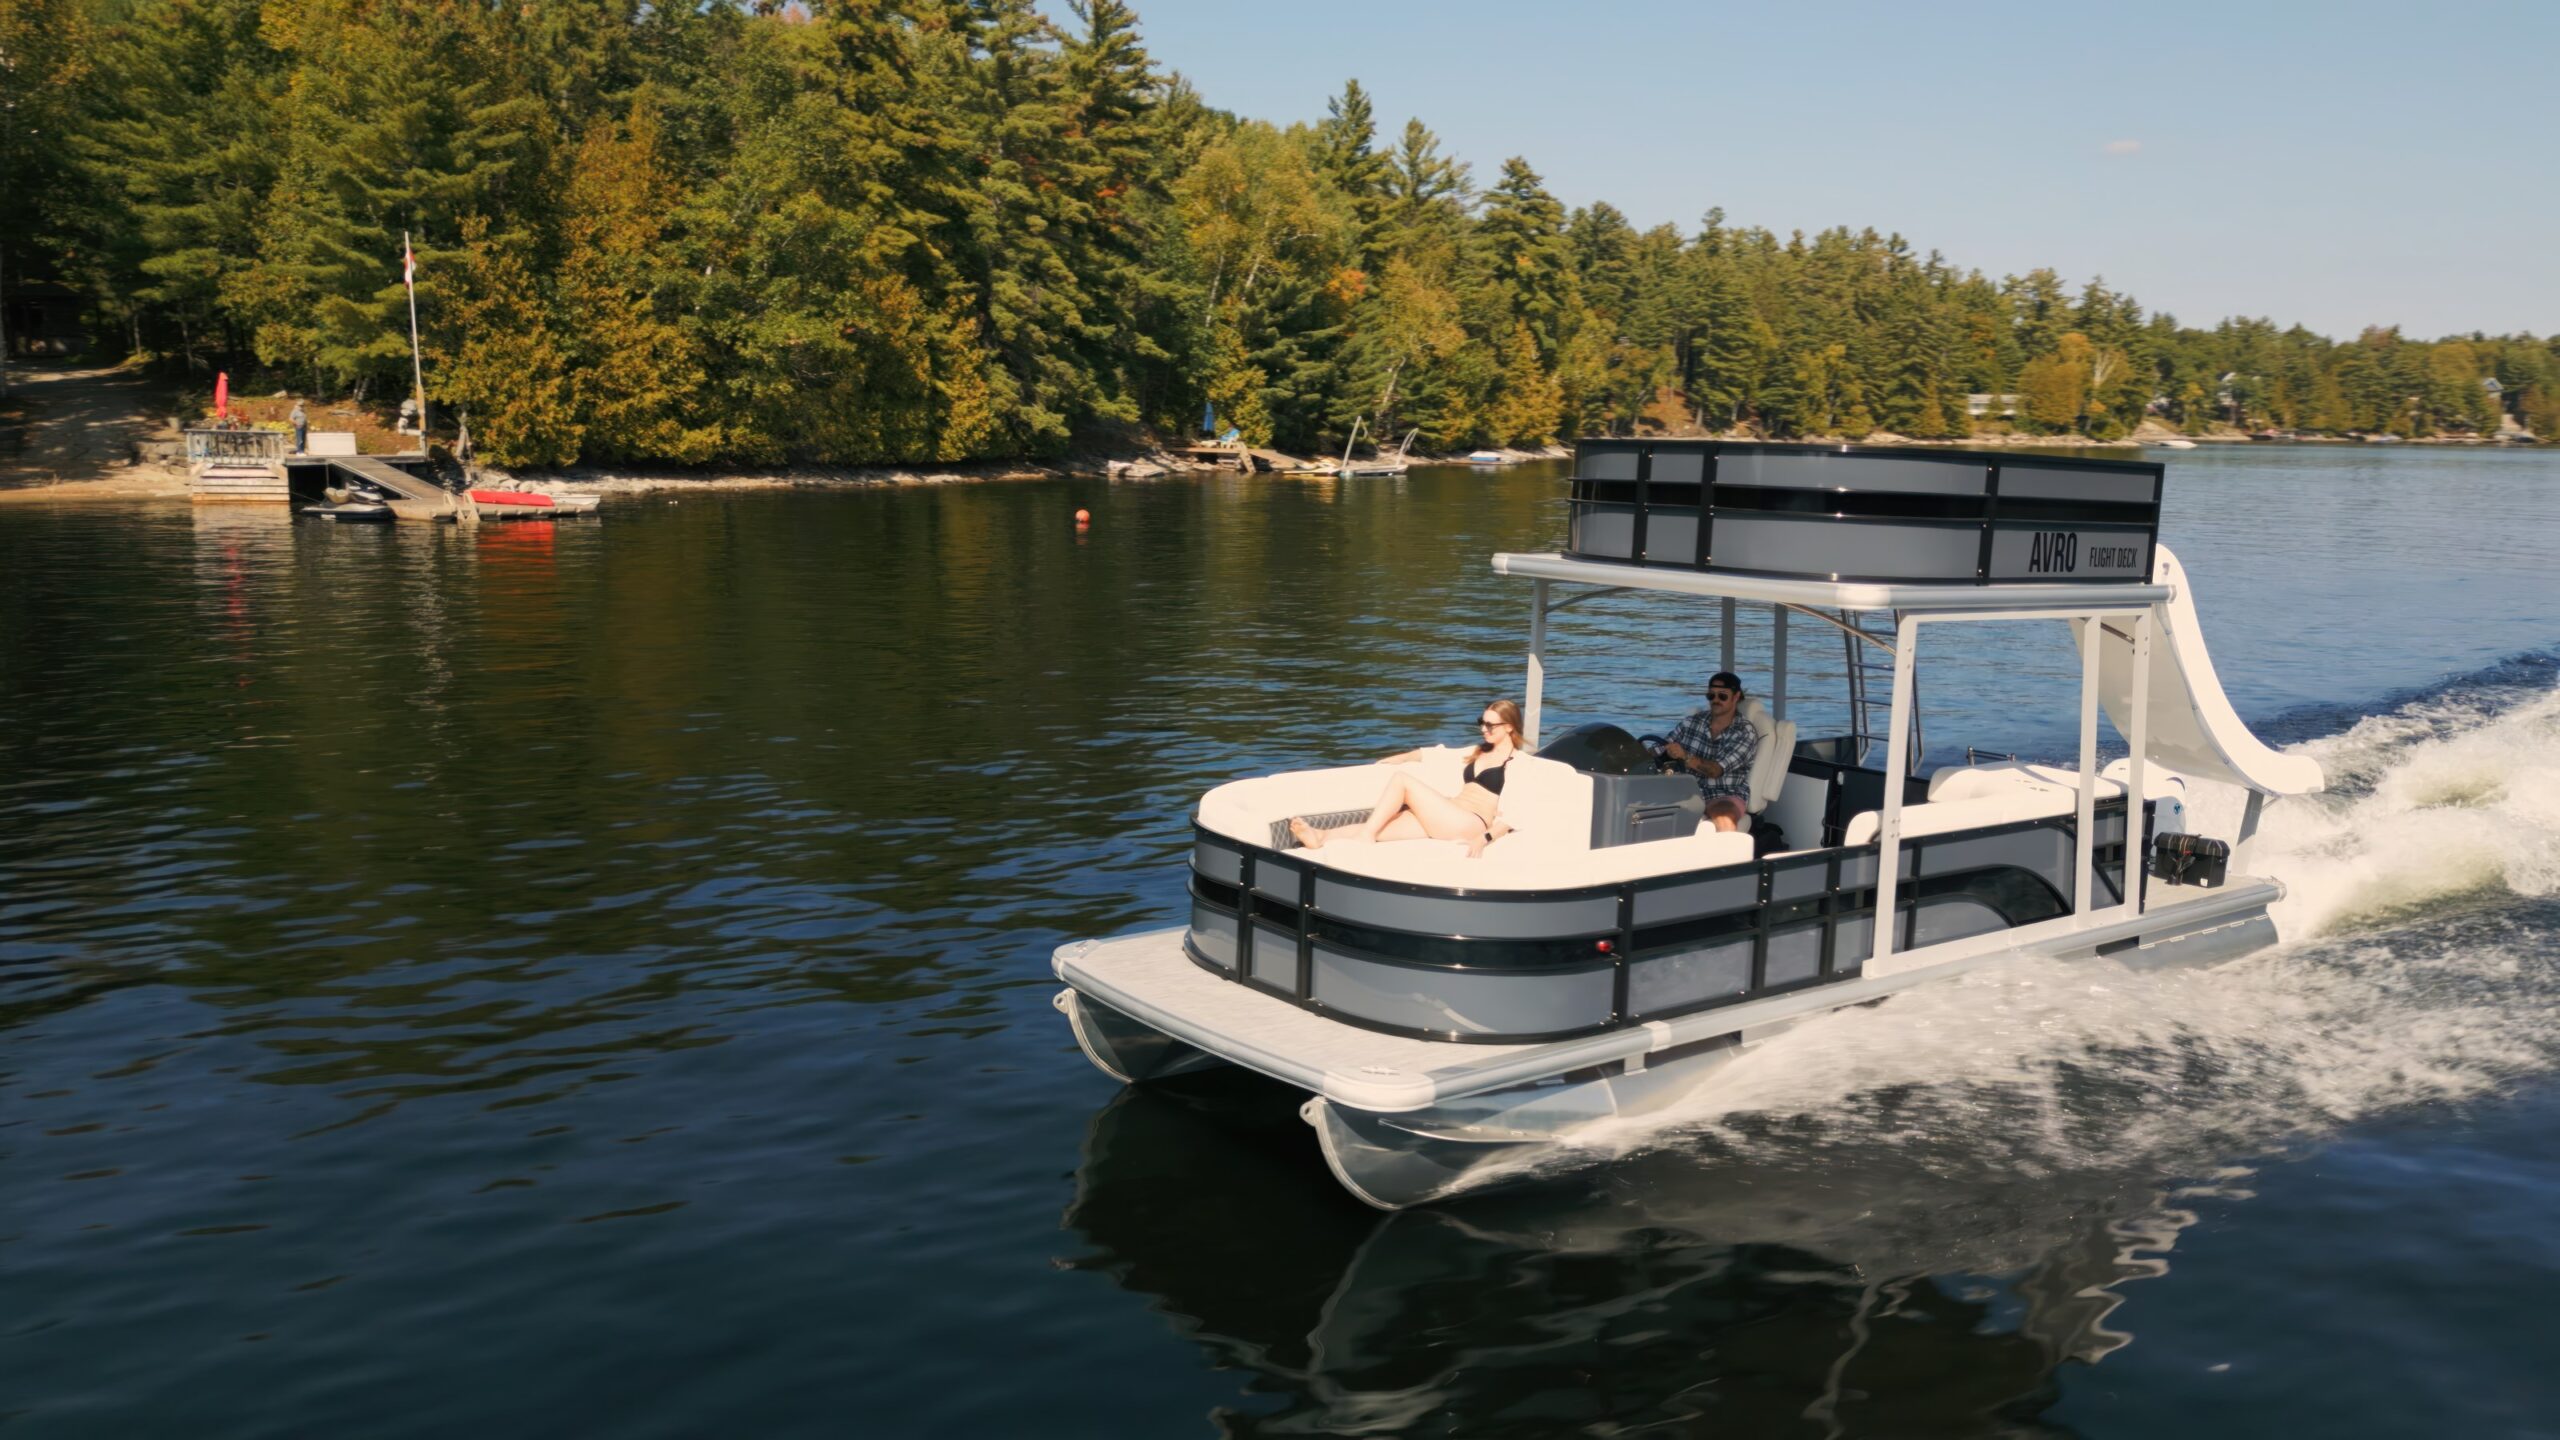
[{"xmin": 479, "ymin": 443, "xmax": 1578, "ymax": 496}]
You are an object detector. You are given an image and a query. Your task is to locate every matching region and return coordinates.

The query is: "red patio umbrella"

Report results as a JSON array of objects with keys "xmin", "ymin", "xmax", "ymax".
[{"xmin": 213, "ymin": 371, "xmax": 230, "ymax": 423}]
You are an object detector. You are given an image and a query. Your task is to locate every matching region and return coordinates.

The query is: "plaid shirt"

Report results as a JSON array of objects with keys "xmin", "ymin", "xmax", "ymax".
[{"xmin": 1666, "ymin": 708, "xmax": 1758, "ymax": 803}]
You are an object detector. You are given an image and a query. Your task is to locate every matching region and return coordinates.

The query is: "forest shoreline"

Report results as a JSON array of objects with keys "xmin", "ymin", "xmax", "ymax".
[{"xmin": 3, "ymin": 415, "xmax": 2528, "ymax": 510}]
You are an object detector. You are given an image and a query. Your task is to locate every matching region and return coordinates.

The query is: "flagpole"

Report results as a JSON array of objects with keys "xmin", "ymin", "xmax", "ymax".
[{"xmin": 404, "ymin": 229, "xmax": 428, "ymax": 452}]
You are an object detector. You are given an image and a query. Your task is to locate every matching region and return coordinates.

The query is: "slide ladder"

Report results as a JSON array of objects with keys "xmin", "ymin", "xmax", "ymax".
[{"xmin": 2076, "ymin": 543, "xmax": 2323, "ymax": 797}]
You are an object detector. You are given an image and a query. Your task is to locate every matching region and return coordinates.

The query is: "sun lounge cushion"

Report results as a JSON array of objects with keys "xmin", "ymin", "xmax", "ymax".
[
  {"xmin": 1192, "ymin": 749, "xmax": 1770, "ymax": 892},
  {"xmin": 1309, "ymin": 824, "xmax": 1754, "ymax": 890}
]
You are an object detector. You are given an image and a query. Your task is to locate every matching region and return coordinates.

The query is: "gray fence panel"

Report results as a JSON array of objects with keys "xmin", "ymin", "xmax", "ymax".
[
  {"xmin": 1915, "ymin": 826, "xmax": 2072, "ymax": 898},
  {"xmin": 1251, "ymin": 856, "xmax": 1303, "ymax": 903},
  {"xmin": 1715, "ymin": 514, "xmax": 1980, "ymax": 581},
  {"xmin": 1192, "ymin": 840, "xmax": 1242, "ymax": 885},
  {"xmin": 1719, "ymin": 452, "xmax": 1987, "ymax": 496},
  {"xmin": 1311, "ymin": 946, "xmax": 1616, "ymax": 1037},
  {"xmin": 1644, "ymin": 512, "xmax": 1700, "ymax": 564},
  {"xmin": 1628, "ymin": 938, "xmax": 1754, "ymax": 1016},
  {"xmin": 1995, "ymin": 464, "xmax": 2157, "ymax": 506},
  {"xmin": 1187, "ymin": 904, "xmax": 1239, "ymax": 969},
  {"xmin": 1835, "ymin": 913, "xmax": 1875, "ymax": 974},
  {"xmin": 1313, "ymin": 878, "xmax": 1621, "ymax": 940},
  {"xmin": 1570, "ymin": 505, "xmax": 1637, "ymax": 559},
  {"xmin": 1769, "ymin": 860, "xmax": 1831, "ymax": 903},
  {"xmin": 1248, "ymin": 923, "xmax": 1298, "ymax": 990},
  {"xmin": 1633, "ymin": 868, "xmax": 1760, "ymax": 926},
  {"xmin": 1911, "ymin": 895, "xmax": 2010, "ymax": 949},
  {"xmin": 1650, "ymin": 450, "xmax": 1708, "ymax": 486},
  {"xmin": 1765, "ymin": 922, "xmax": 1827, "ymax": 987}
]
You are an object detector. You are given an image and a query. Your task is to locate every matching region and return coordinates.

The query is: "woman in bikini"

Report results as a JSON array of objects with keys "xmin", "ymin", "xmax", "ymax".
[{"xmin": 1289, "ymin": 699, "xmax": 1523, "ymax": 858}]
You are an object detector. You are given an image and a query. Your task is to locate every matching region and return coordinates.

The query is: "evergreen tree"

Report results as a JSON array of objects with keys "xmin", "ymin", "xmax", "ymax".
[
  {"xmin": 1311, "ymin": 79, "xmax": 1391, "ymax": 267},
  {"xmin": 1473, "ymin": 157, "xmax": 1572, "ymax": 357},
  {"xmin": 1487, "ymin": 321, "xmax": 1561, "ymax": 444},
  {"xmin": 556, "ymin": 107, "xmax": 721, "ymax": 463},
  {"xmin": 436, "ymin": 215, "xmax": 577, "ymax": 467}
]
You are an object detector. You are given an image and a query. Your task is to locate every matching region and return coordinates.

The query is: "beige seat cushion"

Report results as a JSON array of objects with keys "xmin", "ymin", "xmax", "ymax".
[
  {"xmin": 1841, "ymin": 786, "xmax": 2078, "ymax": 847},
  {"xmin": 1739, "ymin": 697, "xmax": 1795, "ymax": 815}
]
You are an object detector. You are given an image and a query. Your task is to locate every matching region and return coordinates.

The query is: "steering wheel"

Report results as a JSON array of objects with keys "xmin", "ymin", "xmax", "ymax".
[{"xmin": 1636, "ymin": 734, "xmax": 1684, "ymax": 774}]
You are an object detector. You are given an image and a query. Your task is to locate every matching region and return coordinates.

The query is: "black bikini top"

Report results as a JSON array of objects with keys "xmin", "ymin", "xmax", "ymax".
[{"xmin": 1462, "ymin": 753, "xmax": 1510, "ymax": 796}]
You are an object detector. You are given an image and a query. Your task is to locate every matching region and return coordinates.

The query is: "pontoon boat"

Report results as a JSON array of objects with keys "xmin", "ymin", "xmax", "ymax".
[{"xmin": 1054, "ymin": 440, "xmax": 2322, "ymax": 1208}]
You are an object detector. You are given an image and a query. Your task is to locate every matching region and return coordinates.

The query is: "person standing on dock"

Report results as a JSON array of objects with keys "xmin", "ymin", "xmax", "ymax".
[{"xmin": 289, "ymin": 401, "xmax": 308, "ymax": 454}]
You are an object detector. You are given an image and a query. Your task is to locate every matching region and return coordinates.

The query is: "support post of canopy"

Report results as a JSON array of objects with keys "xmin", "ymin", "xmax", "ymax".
[
  {"xmin": 1720, "ymin": 598, "xmax": 1737, "ymax": 674},
  {"xmin": 1871, "ymin": 615, "xmax": 1919, "ymax": 969},
  {"xmin": 1525, "ymin": 579, "xmax": 1549, "ymax": 750},
  {"xmin": 1771, "ymin": 606, "xmax": 1789, "ymax": 720},
  {"xmin": 2074, "ymin": 612, "xmax": 2101, "ymax": 920},
  {"xmin": 2121, "ymin": 606, "xmax": 2155, "ymax": 917}
]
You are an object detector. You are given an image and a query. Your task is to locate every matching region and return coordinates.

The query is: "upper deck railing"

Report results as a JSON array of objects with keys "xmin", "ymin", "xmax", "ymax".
[{"xmin": 1565, "ymin": 440, "xmax": 2163, "ymax": 586}]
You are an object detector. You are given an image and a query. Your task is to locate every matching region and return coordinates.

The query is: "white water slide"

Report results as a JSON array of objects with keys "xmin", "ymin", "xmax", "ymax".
[{"xmin": 2079, "ymin": 543, "xmax": 2324, "ymax": 797}]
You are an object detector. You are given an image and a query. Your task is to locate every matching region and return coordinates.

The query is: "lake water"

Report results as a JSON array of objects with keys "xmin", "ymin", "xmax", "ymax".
[{"xmin": 4, "ymin": 445, "xmax": 2557, "ymax": 1437}]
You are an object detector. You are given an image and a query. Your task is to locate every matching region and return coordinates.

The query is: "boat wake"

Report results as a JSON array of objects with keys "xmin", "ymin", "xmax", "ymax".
[
  {"xmin": 1472, "ymin": 653, "xmax": 2560, "ymax": 1201},
  {"xmin": 2260, "ymin": 655, "xmax": 2560, "ymax": 937}
]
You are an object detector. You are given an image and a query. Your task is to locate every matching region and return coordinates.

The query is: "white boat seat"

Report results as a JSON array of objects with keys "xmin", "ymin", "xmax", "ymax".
[
  {"xmin": 1841, "ymin": 786, "xmax": 2078, "ymax": 847},
  {"xmin": 1740, "ymin": 697, "xmax": 1795, "ymax": 815},
  {"xmin": 1925, "ymin": 759, "xmax": 2191, "ymax": 808},
  {"xmin": 1927, "ymin": 759, "xmax": 2124, "ymax": 804}
]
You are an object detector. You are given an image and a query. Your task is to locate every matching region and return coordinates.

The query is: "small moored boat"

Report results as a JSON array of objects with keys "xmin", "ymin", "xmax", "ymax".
[
  {"xmin": 299, "ymin": 501, "xmax": 394, "ymax": 523},
  {"xmin": 467, "ymin": 489, "xmax": 600, "ymax": 517},
  {"xmin": 1054, "ymin": 439, "xmax": 2322, "ymax": 1208}
]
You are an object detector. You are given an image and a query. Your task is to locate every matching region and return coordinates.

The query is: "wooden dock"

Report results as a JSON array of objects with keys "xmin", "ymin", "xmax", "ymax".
[{"xmin": 1174, "ymin": 444, "xmax": 1309, "ymax": 474}]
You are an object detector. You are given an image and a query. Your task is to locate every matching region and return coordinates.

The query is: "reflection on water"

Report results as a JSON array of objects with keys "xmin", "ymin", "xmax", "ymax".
[
  {"xmin": 2, "ymin": 447, "xmax": 2558, "ymax": 1434},
  {"xmin": 1064, "ymin": 1076, "xmax": 2214, "ymax": 1438}
]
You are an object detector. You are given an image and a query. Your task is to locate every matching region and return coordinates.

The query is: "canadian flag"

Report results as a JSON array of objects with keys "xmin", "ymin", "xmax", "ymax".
[{"xmin": 403, "ymin": 235, "xmax": 416, "ymax": 289}]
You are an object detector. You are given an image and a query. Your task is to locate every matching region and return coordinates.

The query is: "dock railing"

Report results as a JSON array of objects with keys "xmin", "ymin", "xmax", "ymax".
[{"xmin": 185, "ymin": 428, "xmax": 287, "ymax": 466}]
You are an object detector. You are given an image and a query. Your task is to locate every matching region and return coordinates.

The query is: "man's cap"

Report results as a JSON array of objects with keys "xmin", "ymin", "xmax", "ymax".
[{"xmin": 1707, "ymin": 671, "xmax": 1744, "ymax": 695}]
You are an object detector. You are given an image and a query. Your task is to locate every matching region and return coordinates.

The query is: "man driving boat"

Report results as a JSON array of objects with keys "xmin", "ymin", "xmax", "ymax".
[{"xmin": 1659, "ymin": 671, "xmax": 1758, "ymax": 822}]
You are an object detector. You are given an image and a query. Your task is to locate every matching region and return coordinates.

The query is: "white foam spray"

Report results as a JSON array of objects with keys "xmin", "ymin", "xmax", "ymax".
[
  {"xmin": 2258, "ymin": 683, "xmax": 2560, "ymax": 937},
  {"xmin": 1497, "ymin": 675, "xmax": 2560, "ymax": 1195}
]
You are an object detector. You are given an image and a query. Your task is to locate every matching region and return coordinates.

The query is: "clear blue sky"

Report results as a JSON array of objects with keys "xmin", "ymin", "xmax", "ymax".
[{"xmin": 1112, "ymin": 0, "xmax": 2555, "ymax": 340}]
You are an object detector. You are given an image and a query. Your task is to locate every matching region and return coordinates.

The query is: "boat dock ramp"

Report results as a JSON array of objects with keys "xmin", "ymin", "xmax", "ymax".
[{"xmin": 185, "ymin": 429, "xmax": 590, "ymax": 522}]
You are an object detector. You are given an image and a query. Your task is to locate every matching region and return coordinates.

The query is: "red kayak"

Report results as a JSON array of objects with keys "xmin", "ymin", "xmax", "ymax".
[{"xmin": 466, "ymin": 489, "xmax": 600, "ymax": 515}]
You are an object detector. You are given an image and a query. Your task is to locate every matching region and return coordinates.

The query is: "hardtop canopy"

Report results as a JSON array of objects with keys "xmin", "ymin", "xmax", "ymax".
[{"xmin": 1563, "ymin": 438, "xmax": 2163, "ymax": 590}]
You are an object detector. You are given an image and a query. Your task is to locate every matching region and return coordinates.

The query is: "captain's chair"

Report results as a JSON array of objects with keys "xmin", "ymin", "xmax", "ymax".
[{"xmin": 1741, "ymin": 697, "xmax": 1795, "ymax": 818}]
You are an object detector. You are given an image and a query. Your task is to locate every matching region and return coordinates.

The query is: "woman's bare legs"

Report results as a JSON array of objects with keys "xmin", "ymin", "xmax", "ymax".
[
  {"xmin": 1362, "ymin": 772, "xmax": 1492, "ymax": 844},
  {"xmin": 1292, "ymin": 773, "xmax": 1495, "ymax": 851}
]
